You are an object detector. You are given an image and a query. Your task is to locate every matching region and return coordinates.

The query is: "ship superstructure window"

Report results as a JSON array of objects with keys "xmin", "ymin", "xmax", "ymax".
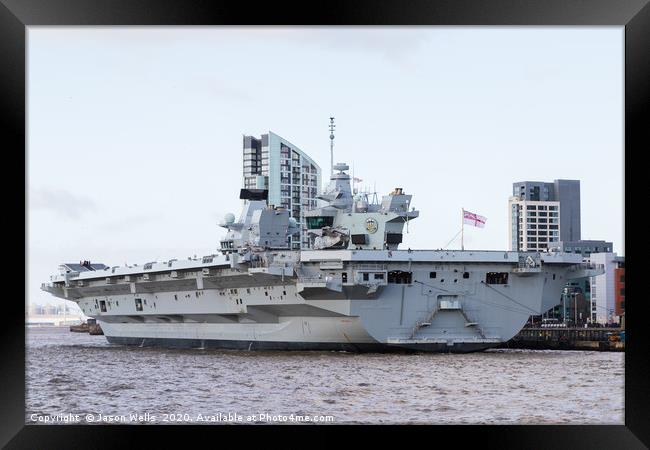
[
  {"xmin": 99, "ymin": 300, "xmax": 107, "ymax": 312},
  {"xmin": 429, "ymin": 272, "xmax": 437, "ymax": 278},
  {"xmin": 463, "ymin": 272, "xmax": 470, "ymax": 279},
  {"xmin": 135, "ymin": 298, "xmax": 143, "ymax": 311},
  {"xmin": 306, "ymin": 216, "xmax": 334, "ymax": 229},
  {"xmin": 388, "ymin": 271, "xmax": 412, "ymax": 284},
  {"xmin": 486, "ymin": 272, "xmax": 509, "ymax": 285}
]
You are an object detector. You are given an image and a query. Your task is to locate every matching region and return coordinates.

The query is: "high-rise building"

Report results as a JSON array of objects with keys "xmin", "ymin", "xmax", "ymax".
[
  {"xmin": 508, "ymin": 179, "xmax": 580, "ymax": 251},
  {"xmin": 242, "ymin": 131, "xmax": 322, "ymax": 249},
  {"xmin": 588, "ymin": 253, "xmax": 625, "ymax": 324}
]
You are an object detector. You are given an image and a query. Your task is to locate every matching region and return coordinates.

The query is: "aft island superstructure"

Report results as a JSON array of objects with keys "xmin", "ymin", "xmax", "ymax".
[{"xmin": 42, "ymin": 129, "xmax": 603, "ymax": 352}]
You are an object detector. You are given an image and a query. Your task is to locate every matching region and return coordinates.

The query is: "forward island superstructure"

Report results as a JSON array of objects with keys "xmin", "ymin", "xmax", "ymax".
[{"xmin": 41, "ymin": 126, "xmax": 604, "ymax": 352}]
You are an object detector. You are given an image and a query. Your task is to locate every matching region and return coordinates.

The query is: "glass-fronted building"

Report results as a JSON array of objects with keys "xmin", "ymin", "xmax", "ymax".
[
  {"xmin": 242, "ymin": 131, "xmax": 321, "ymax": 249},
  {"xmin": 508, "ymin": 179, "xmax": 580, "ymax": 252}
]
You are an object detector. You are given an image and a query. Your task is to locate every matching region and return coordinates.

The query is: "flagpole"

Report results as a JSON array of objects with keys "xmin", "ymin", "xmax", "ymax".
[{"xmin": 461, "ymin": 207, "xmax": 464, "ymax": 251}]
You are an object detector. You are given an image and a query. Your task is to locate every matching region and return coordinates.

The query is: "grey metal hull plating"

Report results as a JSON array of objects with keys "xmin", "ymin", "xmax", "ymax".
[{"xmin": 42, "ymin": 250, "xmax": 601, "ymax": 353}]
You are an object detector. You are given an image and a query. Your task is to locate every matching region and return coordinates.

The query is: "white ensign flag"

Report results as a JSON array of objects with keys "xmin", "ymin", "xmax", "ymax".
[{"xmin": 463, "ymin": 210, "xmax": 487, "ymax": 228}]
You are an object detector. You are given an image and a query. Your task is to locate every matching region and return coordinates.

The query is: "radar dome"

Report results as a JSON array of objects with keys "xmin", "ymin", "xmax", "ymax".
[
  {"xmin": 288, "ymin": 217, "xmax": 298, "ymax": 228},
  {"xmin": 223, "ymin": 213, "xmax": 236, "ymax": 225}
]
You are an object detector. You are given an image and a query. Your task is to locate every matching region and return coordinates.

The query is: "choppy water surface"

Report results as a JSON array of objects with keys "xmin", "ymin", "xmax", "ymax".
[{"xmin": 26, "ymin": 327, "xmax": 624, "ymax": 425}]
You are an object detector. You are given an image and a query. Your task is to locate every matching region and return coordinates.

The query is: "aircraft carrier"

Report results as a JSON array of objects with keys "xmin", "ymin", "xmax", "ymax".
[{"xmin": 41, "ymin": 130, "xmax": 603, "ymax": 352}]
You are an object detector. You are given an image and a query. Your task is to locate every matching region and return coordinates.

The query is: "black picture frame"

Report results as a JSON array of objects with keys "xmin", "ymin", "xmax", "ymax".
[{"xmin": 3, "ymin": 0, "xmax": 647, "ymax": 447}]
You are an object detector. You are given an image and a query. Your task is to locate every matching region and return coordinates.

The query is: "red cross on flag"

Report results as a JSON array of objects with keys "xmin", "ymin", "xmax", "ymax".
[{"xmin": 463, "ymin": 210, "xmax": 487, "ymax": 228}]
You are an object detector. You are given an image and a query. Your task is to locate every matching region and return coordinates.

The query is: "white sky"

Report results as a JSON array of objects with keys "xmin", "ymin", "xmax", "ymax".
[{"xmin": 28, "ymin": 27, "xmax": 624, "ymax": 306}]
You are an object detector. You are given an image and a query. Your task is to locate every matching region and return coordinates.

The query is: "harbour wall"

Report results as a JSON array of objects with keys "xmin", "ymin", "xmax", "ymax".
[{"xmin": 499, "ymin": 327, "xmax": 624, "ymax": 351}]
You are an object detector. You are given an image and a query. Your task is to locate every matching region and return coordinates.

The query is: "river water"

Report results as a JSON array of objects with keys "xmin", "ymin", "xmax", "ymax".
[{"xmin": 26, "ymin": 327, "xmax": 624, "ymax": 425}]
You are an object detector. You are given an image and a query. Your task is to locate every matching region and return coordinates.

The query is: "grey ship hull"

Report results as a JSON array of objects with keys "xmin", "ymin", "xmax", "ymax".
[
  {"xmin": 42, "ymin": 249, "xmax": 601, "ymax": 353},
  {"xmin": 104, "ymin": 336, "xmax": 490, "ymax": 353}
]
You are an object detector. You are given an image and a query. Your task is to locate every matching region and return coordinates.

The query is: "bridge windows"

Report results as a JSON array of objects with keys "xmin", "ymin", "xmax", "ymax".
[
  {"xmin": 486, "ymin": 272, "xmax": 509, "ymax": 285},
  {"xmin": 388, "ymin": 271, "xmax": 412, "ymax": 284},
  {"xmin": 306, "ymin": 216, "xmax": 334, "ymax": 229}
]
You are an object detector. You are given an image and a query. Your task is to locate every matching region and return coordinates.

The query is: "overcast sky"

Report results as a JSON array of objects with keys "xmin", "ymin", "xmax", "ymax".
[{"xmin": 28, "ymin": 27, "xmax": 624, "ymax": 307}]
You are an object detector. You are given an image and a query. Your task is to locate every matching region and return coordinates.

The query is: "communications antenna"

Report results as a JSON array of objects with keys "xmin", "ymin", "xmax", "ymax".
[{"xmin": 329, "ymin": 117, "xmax": 335, "ymax": 177}]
